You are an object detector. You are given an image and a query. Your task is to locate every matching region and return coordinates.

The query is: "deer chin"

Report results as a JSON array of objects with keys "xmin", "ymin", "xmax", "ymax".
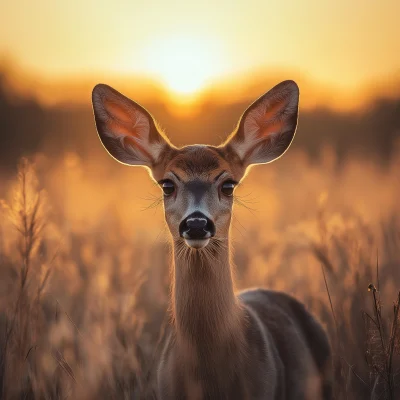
[{"xmin": 184, "ymin": 238, "xmax": 210, "ymax": 249}]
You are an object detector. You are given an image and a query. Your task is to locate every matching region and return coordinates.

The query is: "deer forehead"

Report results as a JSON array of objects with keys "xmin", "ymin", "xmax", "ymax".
[{"xmin": 162, "ymin": 145, "xmax": 233, "ymax": 181}]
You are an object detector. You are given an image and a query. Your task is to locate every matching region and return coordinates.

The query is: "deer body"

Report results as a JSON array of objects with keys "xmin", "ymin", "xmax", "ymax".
[
  {"xmin": 92, "ymin": 81, "xmax": 333, "ymax": 399},
  {"xmin": 158, "ymin": 241, "xmax": 331, "ymax": 399}
]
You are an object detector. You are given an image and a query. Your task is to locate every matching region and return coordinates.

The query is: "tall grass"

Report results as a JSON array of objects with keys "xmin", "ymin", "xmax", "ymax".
[{"xmin": 0, "ymin": 154, "xmax": 399, "ymax": 399}]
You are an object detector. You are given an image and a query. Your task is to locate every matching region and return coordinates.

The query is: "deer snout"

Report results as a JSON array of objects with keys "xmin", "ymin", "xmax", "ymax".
[{"xmin": 179, "ymin": 212, "xmax": 215, "ymax": 248}]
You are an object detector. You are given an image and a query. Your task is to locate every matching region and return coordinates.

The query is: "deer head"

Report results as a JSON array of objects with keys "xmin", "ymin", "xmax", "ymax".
[{"xmin": 92, "ymin": 81, "xmax": 299, "ymax": 249}]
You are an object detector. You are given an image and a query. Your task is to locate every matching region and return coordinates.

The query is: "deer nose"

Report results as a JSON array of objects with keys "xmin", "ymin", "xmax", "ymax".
[{"xmin": 179, "ymin": 212, "xmax": 216, "ymax": 240}]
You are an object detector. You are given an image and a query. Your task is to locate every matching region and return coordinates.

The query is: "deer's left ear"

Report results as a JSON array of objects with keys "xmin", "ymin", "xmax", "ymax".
[{"xmin": 224, "ymin": 80, "xmax": 299, "ymax": 167}]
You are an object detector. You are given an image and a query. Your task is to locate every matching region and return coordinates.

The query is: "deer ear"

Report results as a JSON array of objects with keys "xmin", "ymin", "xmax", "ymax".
[
  {"xmin": 92, "ymin": 84, "xmax": 171, "ymax": 168},
  {"xmin": 224, "ymin": 80, "xmax": 299, "ymax": 167}
]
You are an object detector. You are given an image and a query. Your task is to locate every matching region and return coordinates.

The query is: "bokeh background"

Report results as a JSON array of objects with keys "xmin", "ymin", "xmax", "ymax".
[{"xmin": 0, "ymin": 1, "xmax": 400, "ymax": 399}]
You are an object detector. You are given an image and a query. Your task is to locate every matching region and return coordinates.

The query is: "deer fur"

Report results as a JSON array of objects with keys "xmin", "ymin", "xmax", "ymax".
[{"xmin": 92, "ymin": 80, "xmax": 333, "ymax": 399}]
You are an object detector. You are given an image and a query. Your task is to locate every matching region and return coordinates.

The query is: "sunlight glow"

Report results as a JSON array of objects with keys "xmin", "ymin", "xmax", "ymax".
[{"xmin": 143, "ymin": 36, "xmax": 223, "ymax": 96}]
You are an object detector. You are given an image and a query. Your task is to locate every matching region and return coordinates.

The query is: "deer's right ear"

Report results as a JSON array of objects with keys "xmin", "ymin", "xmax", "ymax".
[{"xmin": 92, "ymin": 84, "xmax": 171, "ymax": 168}]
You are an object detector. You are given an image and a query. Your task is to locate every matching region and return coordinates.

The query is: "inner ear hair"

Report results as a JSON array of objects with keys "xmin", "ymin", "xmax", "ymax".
[
  {"xmin": 224, "ymin": 80, "xmax": 299, "ymax": 167},
  {"xmin": 92, "ymin": 84, "xmax": 172, "ymax": 167}
]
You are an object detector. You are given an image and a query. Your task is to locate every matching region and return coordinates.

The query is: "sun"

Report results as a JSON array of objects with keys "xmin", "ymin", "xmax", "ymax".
[{"xmin": 144, "ymin": 35, "xmax": 223, "ymax": 96}]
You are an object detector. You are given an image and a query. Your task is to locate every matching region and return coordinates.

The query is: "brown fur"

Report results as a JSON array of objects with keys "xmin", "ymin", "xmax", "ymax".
[
  {"xmin": 156, "ymin": 148, "xmax": 332, "ymax": 400},
  {"xmin": 91, "ymin": 80, "xmax": 333, "ymax": 400}
]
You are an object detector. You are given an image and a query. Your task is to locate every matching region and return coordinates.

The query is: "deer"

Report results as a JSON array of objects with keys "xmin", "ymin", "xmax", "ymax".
[{"xmin": 92, "ymin": 80, "xmax": 332, "ymax": 400}]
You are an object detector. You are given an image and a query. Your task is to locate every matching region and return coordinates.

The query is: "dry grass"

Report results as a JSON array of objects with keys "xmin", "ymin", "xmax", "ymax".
[{"xmin": 0, "ymin": 152, "xmax": 399, "ymax": 399}]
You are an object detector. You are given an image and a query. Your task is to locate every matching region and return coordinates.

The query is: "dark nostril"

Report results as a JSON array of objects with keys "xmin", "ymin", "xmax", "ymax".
[
  {"xmin": 179, "ymin": 212, "xmax": 216, "ymax": 239},
  {"xmin": 186, "ymin": 217, "xmax": 207, "ymax": 229}
]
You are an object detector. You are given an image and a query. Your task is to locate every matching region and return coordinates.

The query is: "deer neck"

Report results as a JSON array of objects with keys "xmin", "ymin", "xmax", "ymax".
[{"xmin": 171, "ymin": 238, "xmax": 243, "ymax": 349}]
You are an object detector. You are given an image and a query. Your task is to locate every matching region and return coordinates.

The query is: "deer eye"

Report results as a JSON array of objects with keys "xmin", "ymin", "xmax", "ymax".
[
  {"xmin": 161, "ymin": 180, "xmax": 175, "ymax": 196},
  {"xmin": 221, "ymin": 181, "xmax": 236, "ymax": 197}
]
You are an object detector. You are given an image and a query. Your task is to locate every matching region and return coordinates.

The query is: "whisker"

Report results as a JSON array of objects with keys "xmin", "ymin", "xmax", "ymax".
[
  {"xmin": 141, "ymin": 195, "xmax": 163, "ymax": 212},
  {"xmin": 234, "ymin": 197, "xmax": 258, "ymax": 215},
  {"xmin": 232, "ymin": 215, "xmax": 248, "ymax": 237}
]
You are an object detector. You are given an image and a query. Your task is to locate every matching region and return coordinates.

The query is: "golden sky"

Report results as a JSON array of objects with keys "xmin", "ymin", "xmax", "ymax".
[{"xmin": 0, "ymin": 0, "xmax": 399, "ymax": 99}]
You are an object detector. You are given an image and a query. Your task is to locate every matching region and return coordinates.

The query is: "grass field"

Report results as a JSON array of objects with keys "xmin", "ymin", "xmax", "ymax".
[{"xmin": 0, "ymin": 150, "xmax": 399, "ymax": 399}]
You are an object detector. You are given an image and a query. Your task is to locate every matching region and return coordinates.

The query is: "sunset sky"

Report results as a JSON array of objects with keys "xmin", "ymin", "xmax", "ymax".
[{"xmin": 0, "ymin": 0, "xmax": 399, "ymax": 101}]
